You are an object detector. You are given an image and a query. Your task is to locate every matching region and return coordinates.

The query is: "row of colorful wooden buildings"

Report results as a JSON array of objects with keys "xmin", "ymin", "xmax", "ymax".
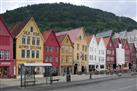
[{"xmin": 0, "ymin": 17, "xmax": 136, "ymax": 78}]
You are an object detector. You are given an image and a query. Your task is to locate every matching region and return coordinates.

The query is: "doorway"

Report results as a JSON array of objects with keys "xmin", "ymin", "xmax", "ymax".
[{"xmin": 0, "ymin": 67, "xmax": 8, "ymax": 78}]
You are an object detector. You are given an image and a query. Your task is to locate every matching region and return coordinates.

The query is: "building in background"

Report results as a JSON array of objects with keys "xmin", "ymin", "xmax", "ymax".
[
  {"xmin": 0, "ymin": 17, "xmax": 15, "ymax": 78},
  {"xmin": 10, "ymin": 17, "xmax": 44, "ymax": 77},
  {"xmin": 129, "ymin": 43, "xmax": 136, "ymax": 71},
  {"xmin": 56, "ymin": 34, "xmax": 73, "ymax": 75},
  {"xmin": 56, "ymin": 27, "xmax": 88, "ymax": 74},
  {"xmin": 42, "ymin": 30, "xmax": 60, "ymax": 75}
]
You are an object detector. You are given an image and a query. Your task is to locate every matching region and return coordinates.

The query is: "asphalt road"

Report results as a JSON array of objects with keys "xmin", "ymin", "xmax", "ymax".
[
  {"xmin": 1, "ymin": 76, "xmax": 137, "ymax": 91},
  {"xmin": 50, "ymin": 77, "xmax": 137, "ymax": 91}
]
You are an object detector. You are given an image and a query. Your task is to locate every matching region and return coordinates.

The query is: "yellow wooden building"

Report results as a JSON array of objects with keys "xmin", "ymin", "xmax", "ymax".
[
  {"xmin": 10, "ymin": 17, "xmax": 44, "ymax": 77},
  {"xmin": 56, "ymin": 34, "xmax": 74, "ymax": 75},
  {"xmin": 56, "ymin": 27, "xmax": 88, "ymax": 74}
]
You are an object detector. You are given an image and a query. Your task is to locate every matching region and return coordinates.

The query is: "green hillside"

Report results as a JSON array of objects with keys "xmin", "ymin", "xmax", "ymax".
[{"xmin": 1, "ymin": 3, "xmax": 137, "ymax": 34}]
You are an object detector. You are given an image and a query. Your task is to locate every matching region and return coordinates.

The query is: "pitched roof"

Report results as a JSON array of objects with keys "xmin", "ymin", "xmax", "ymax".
[
  {"xmin": 129, "ymin": 43, "xmax": 136, "ymax": 51},
  {"xmin": 86, "ymin": 36, "xmax": 92, "ymax": 44},
  {"xmin": 56, "ymin": 27, "xmax": 84, "ymax": 43},
  {"xmin": 96, "ymin": 37, "xmax": 101, "ymax": 44},
  {"xmin": 103, "ymin": 37, "xmax": 111, "ymax": 47},
  {"xmin": 42, "ymin": 31, "xmax": 52, "ymax": 42},
  {"xmin": 96, "ymin": 30, "xmax": 113, "ymax": 38},
  {"xmin": 10, "ymin": 18, "xmax": 29, "ymax": 38},
  {"xmin": 0, "ymin": 16, "xmax": 13, "ymax": 38},
  {"xmin": 112, "ymin": 38, "xmax": 120, "ymax": 48},
  {"xmin": 120, "ymin": 39, "xmax": 127, "ymax": 47},
  {"xmin": 56, "ymin": 34, "xmax": 67, "ymax": 45}
]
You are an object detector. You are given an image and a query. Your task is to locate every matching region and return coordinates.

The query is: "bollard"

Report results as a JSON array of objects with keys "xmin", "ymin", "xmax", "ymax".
[{"xmin": 89, "ymin": 72, "xmax": 92, "ymax": 79}]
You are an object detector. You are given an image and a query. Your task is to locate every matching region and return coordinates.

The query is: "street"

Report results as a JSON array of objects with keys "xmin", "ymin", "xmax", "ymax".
[
  {"xmin": 1, "ymin": 76, "xmax": 137, "ymax": 91},
  {"xmin": 50, "ymin": 77, "xmax": 137, "ymax": 91}
]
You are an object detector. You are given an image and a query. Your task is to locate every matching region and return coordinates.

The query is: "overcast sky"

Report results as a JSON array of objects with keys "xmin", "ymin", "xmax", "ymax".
[{"xmin": 0, "ymin": 0, "xmax": 137, "ymax": 21}]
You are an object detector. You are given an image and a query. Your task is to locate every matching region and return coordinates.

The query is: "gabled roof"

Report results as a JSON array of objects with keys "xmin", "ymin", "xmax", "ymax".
[
  {"xmin": 42, "ymin": 31, "xmax": 52, "ymax": 42},
  {"xmin": 0, "ymin": 16, "xmax": 13, "ymax": 38},
  {"xmin": 56, "ymin": 34, "xmax": 67, "ymax": 45},
  {"xmin": 86, "ymin": 36, "xmax": 92, "ymax": 44},
  {"xmin": 96, "ymin": 37, "xmax": 101, "ymax": 44},
  {"xmin": 112, "ymin": 38, "xmax": 121, "ymax": 48},
  {"xmin": 121, "ymin": 39, "xmax": 129, "ymax": 48},
  {"xmin": 10, "ymin": 18, "xmax": 29, "ymax": 38},
  {"xmin": 96, "ymin": 30, "xmax": 113, "ymax": 38},
  {"xmin": 56, "ymin": 27, "xmax": 84, "ymax": 43},
  {"xmin": 129, "ymin": 43, "xmax": 136, "ymax": 49},
  {"xmin": 103, "ymin": 37, "xmax": 111, "ymax": 47}
]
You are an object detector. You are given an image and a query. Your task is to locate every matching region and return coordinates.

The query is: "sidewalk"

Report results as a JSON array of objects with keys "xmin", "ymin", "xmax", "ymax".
[{"xmin": 0, "ymin": 72, "xmax": 135, "ymax": 90}]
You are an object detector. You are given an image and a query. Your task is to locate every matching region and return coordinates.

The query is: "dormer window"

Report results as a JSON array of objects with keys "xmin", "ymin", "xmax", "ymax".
[{"xmin": 30, "ymin": 27, "xmax": 33, "ymax": 32}]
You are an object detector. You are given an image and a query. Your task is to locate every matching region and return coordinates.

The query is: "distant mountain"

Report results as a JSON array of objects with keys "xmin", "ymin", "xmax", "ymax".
[{"xmin": 1, "ymin": 3, "xmax": 137, "ymax": 34}]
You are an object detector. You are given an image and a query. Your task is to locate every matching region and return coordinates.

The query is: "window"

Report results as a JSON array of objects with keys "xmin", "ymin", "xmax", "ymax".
[
  {"xmin": 49, "ymin": 56, "xmax": 52, "ymax": 62},
  {"xmin": 36, "ymin": 50, "xmax": 39, "ymax": 58},
  {"xmin": 85, "ymin": 55, "xmax": 87, "ymax": 61},
  {"xmin": 0, "ymin": 51, "xmax": 4, "ymax": 59},
  {"xmin": 55, "ymin": 47, "xmax": 59, "ymax": 52},
  {"xmin": 26, "ymin": 50, "xmax": 30, "ymax": 58},
  {"xmin": 22, "ymin": 36, "xmax": 26, "ymax": 44},
  {"xmin": 31, "ymin": 50, "xmax": 35, "ymax": 58},
  {"xmin": 21, "ymin": 50, "xmax": 25, "ymax": 58},
  {"xmin": 49, "ymin": 47, "xmax": 52, "ymax": 52},
  {"xmin": 45, "ymin": 56, "xmax": 48, "ymax": 62},
  {"xmin": 62, "ymin": 56, "xmax": 65, "ymax": 63},
  {"xmin": 77, "ymin": 44, "xmax": 79, "ymax": 50},
  {"xmin": 77, "ymin": 53, "xmax": 79, "ymax": 60},
  {"xmin": 62, "ymin": 47, "xmax": 64, "ymax": 53},
  {"xmin": 32, "ymin": 37, "xmax": 35, "ymax": 45},
  {"xmin": 30, "ymin": 27, "xmax": 33, "ymax": 32},
  {"xmin": 94, "ymin": 56, "xmax": 96, "ymax": 61},
  {"xmin": 100, "ymin": 65, "xmax": 104, "ymax": 69},
  {"xmin": 55, "ymin": 56, "xmax": 58, "ymax": 62},
  {"xmin": 85, "ymin": 46, "xmax": 87, "ymax": 52},
  {"xmin": 36, "ymin": 38, "xmax": 40, "ymax": 45},
  {"xmin": 27, "ymin": 36, "xmax": 30, "ymax": 44},
  {"xmin": 5, "ymin": 51, "xmax": 10, "ymax": 60},
  {"xmin": 82, "ymin": 45, "xmax": 84, "ymax": 51},
  {"xmin": 46, "ymin": 46, "xmax": 49, "ymax": 52}
]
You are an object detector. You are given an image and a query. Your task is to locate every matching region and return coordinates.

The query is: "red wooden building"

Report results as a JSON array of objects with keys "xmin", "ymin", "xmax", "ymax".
[
  {"xmin": 0, "ymin": 17, "xmax": 15, "ymax": 78},
  {"xmin": 103, "ymin": 37, "xmax": 115, "ymax": 72},
  {"xmin": 42, "ymin": 30, "xmax": 60, "ymax": 74},
  {"xmin": 121, "ymin": 39, "xmax": 131, "ymax": 71},
  {"xmin": 129, "ymin": 43, "xmax": 136, "ymax": 71}
]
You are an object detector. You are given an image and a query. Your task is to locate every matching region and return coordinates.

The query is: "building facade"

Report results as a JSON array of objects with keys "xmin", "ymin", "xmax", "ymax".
[
  {"xmin": 56, "ymin": 27, "xmax": 88, "ymax": 74},
  {"xmin": 87, "ymin": 35, "xmax": 98, "ymax": 71},
  {"xmin": 129, "ymin": 43, "xmax": 136, "ymax": 71},
  {"xmin": 10, "ymin": 17, "xmax": 44, "ymax": 77},
  {"xmin": 42, "ymin": 31, "xmax": 60, "ymax": 74},
  {"xmin": 121, "ymin": 39, "xmax": 130, "ymax": 71},
  {"xmin": 103, "ymin": 37, "xmax": 115, "ymax": 72},
  {"xmin": 97, "ymin": 38, "xmax": 106, "ymax": 71},
  {"xmin": 56, "ymin": 34, "xmax": 73, "ymax": 75},
  {"xmin": 0, "ymin": 17, "xmax": 15, "ymax": 78}
]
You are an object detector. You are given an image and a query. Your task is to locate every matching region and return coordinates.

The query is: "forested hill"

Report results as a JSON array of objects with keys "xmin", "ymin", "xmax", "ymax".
[{"xmin": 1, "ymin": 3, "xmax": 137, "ymax": 34}]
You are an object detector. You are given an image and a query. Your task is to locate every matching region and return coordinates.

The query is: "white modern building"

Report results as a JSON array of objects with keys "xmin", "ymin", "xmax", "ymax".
[{"xmin": 116, "ymin": 44, "xmax": 125, "ymax": 65}]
